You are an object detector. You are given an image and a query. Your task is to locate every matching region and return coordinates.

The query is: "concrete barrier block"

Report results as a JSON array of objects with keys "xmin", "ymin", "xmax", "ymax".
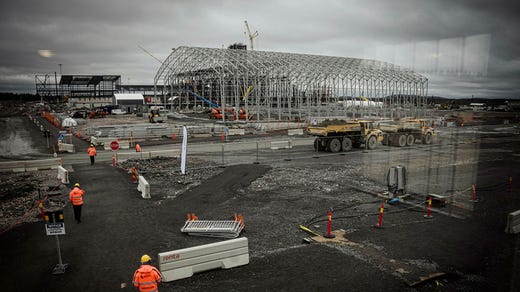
[
  {"xmin": 228, "ymin": 128, "xmax": 245, "ymax": 136},
  {"xmin": 158, "ymin": 237, "xmax": 249, "ymax": 282},
  {"xmin": 270, "ymin": 140, "xmax": 292, "ymax": 150},
  {"xmin": 288, "ymin": 128, "xmax": 304, "ymax": 136},
  {"xmin": 137, "ymin": 175, "xmax": 150, "ymax": 199}
]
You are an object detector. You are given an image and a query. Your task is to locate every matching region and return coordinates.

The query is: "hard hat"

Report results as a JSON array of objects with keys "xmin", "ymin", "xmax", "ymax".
[
  {"xmin": 90, "ymin": 144, "xmax": 94, "ymax": 147},
  {"xmin": 74, "ymin": 183, "xmax": 80, "ymax": 187},
  {"xmin": 141, "ymin": 254, "xmax": 151, "ymax": 263}
]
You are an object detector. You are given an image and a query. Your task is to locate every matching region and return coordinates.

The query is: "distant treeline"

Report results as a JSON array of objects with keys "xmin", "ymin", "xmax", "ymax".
[
  {"xmin": 430, "ymin": 96, "xmax": 516, "ymax": 106},
  {"xmin": 0, "ymin": 92, "xmax": 40, "ymax": 102}
]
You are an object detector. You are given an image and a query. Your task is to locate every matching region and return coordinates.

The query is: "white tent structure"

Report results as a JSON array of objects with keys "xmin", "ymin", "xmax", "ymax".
[{"xmin": 62, "ymin": 117, "xmax": 78, "ymax": 127}]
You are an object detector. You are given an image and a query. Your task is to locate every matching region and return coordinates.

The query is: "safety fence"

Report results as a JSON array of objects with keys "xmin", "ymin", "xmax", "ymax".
[
  {"xmin": 181, "ymin": 217, "xmax": 245, "ymax": 238},
  {"xmin": 0, "ymin": 158, "xmax": 62, "ymax": 172},
  {"xmin": 86, "ymin": 123, "xmax": 230, "ymax": 140},
  {"xmin": 158, "ymin": 237, "xmax": 249, "ymax": 282},
  {"xmin": 114, "ymin": 149, "xmax": 181, "ymax": 162}
]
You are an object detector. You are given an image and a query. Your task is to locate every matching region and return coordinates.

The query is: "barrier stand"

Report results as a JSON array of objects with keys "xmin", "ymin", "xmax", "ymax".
[
  {"xmin": 131, "ymin": 166, "xmax": 138, "ymax": 183},
  {"xmin": 234, "ymin": 213, "xmax": 245, "ymax": 230},
  {"xmin": 221, "ymin": 144, "xmax": 225, "ymax": 165},
  {"xmin": 508, "ymin": 176, "xmax": 513, "ymax": 192},
  {"xmin": 375, "ymin": 203, "xmax": 384, "ymax": 228},
  {"xmin": 324, "ymin": 210, "xmax": 335, "ymax": 238},
  {"xmin": 253, "ymin": 141, "xmax": 260, "ymax": 164},
  {"xmin": 39, "ymin": 200, "xmax": 45, "ymax": 220},
  {"xmin": 424, "ymin": 196, "xmax": 433, "ymax": 219},
  {"xmin": 470, "ymin": 184, "xmax": 478, "ymax": 202},
  {"xmin": 284, "ymin": 139, "xmax": 292, "ymax": 161}
]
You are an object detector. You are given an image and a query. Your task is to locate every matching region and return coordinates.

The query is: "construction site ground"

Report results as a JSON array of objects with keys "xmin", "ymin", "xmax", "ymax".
[{"xmin": 1, "ymin": 114, "xmax": 520, "ymax": 291}]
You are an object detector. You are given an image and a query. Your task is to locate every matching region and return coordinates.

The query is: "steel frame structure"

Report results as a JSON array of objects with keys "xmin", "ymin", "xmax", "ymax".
[{"xmin": 154, "ymin": 46, "xmax": 429, "ymax": 121}]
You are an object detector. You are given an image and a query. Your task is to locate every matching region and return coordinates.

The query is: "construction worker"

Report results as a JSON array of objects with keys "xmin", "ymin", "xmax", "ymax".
[
  {"xmin": 69, "ymin": 183, "xmax": 85, "ymax": 223},
  {"xmin": 133, "ymin": 254, "xmax": 162, "ymax": 292},
  {"xmin": 135, "ymin": 143, "xmax": 141, "ymax": 152},
  {"xmin": 87, "ymin": 144, "xmax": 97, "ymax": 165}
]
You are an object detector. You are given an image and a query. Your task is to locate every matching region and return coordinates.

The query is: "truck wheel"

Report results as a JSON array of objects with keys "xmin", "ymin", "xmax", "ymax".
[
  {"xmin": 398, "ymin": 134, "xmax": 407, "ymax": 147},
  {"xmin": 422, "ymin": 133, "xmax": 432, "ymax": 144},
  {"xmin": 406, "ymin": 134, "xmax": 414, "ymax": 146},
  {"xmin": 327, "ymin": 138, "xmax": 341, "ymax": 153},
  {"xmin": 367, "ymin": 135, "xmax": 377, "ymax": 150},
  {"xmin": 341, "ymin": 137, "xmax": 352, "ymax": 151},
  {"xmin": 314, "ymin": 138, "xmax": 326, "ymax": 151},
  {"xmin": 382, "ymin": 135, "xmax": 389, "ymax": 146}
]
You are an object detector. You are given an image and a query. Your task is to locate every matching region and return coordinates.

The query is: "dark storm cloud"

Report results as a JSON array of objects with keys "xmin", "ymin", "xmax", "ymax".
[{"xmin": 0, "ymin": 0, "xmax": 518, "ymax": 98}]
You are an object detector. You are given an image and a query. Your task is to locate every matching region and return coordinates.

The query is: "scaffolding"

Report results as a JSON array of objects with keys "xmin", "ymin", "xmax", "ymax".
[
  {"xmin": 154, "ymin": 46, "xmax": 429, "ymax": 122},
  {"xmin": 35, "ymin": 74, "xmax": 121, "ymax": 101}
]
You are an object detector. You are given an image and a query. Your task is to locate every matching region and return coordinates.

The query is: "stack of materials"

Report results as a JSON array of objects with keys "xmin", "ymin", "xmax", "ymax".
[{"xmin": 181, "ymin": 213, "xmax": 245, "ymax": 238}]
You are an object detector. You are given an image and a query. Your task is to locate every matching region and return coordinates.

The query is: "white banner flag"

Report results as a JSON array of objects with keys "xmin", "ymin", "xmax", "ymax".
[{"xmin": 181, "ymin": 126, "xmax": 187, "ymax": 175}]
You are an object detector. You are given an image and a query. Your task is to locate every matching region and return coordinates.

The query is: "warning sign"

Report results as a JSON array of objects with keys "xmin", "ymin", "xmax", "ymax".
[
  {"xmin": 46, "ymin": 223, "xmax": 65, "ymax": 235},
  {"xmin": 44, "ymin": 210, "xmax": 66, "ymax": 236}
]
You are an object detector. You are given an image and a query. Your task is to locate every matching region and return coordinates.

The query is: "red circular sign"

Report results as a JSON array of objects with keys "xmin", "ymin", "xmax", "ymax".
[{"xmin": 110, "ymin": 141, "xmax": 120, "ymax": 151}]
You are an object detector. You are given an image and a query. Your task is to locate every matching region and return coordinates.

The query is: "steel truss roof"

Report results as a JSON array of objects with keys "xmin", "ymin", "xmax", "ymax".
[{"xmin": 154, "ymin": 46, "xmax": 429, "ymax": 121}]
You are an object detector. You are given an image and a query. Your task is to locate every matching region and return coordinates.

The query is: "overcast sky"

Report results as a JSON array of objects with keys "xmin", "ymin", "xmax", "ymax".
[{"xmin": 0, "ymin": 0, "xmax": 519, "ymax": 98}]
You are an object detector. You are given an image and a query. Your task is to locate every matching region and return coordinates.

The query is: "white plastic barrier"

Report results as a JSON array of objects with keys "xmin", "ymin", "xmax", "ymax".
[
  {"xmin": 58, "ymin": 142, "xmax": 76, "ymax": 153},
  {"xmin": 505, "ymin": 209, "xmax": 520, "ymax": 233},
  {"xmin": 270, "ymin": 140, "xmax": 292, "ymax": 150},
  {"xmin": 57, "ymin": 166, "xmax": 69, "ymax": 184},
  {"xmin": 288, "ymin": 128, "xmax": 304, "ymax": 136},
  {"xmin": 158, "ymin": 237, "xmax": 249, "ymax": 282},
  {"xmin": 137, "ymin": 175, "xmax": 150, "ymax": 199},
  {"xmin": 227, "ymin": 128, "xmax": 245, "ymax": 136}
]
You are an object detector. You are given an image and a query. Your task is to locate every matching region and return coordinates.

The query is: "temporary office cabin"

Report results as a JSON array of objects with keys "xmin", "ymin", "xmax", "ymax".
[{"xmin": 113, "ymin": 94, "xmax": 145, "ymax": 113}]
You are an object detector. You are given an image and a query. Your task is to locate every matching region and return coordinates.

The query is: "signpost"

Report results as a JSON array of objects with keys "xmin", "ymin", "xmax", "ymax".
[{"xmin": 44, "ymin": 210, "xmax": 68, "ymax": 274}]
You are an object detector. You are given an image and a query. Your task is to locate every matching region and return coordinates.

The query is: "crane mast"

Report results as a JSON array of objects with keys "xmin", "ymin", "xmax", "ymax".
[{"xmin": 244, "ymin": 20, "xmax": 258, "ymax": 50}]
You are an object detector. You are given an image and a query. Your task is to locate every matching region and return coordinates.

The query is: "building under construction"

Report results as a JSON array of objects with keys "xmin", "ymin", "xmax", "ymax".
[
  {"xmin": 154, "ymin": 46, "xmax": 429, "ymax": 121},
  {"xmin": 35, "ymin": 74, "xmax": 120, "ymax": 106}
]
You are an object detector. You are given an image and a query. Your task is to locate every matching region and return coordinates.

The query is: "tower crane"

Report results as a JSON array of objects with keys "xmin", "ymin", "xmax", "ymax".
[{"xmin": 244, "ymin": 20, "xmax": 258, "ymax": 50}]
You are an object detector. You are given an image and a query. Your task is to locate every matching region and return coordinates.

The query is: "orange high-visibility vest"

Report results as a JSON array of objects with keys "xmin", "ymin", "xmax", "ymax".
[
  {"xmin": 87, "ymin": 146, "xmax": 97, "ymax": 157},
  {"xmin": 69, "ymin": 187, "xmax": 84, "ymax": 205},
  {"xmin": 133, "ymin": 265, "xmax": 162, "ymax": 292},
  {"xmin": 135, "ymin": 144, "xmax": 141, "ymax": 152}
]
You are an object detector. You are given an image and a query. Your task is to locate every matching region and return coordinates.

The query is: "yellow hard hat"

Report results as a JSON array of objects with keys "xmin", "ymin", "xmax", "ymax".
[
  {"xmin": 74, "ymin": 183, "xmax": 80, "ymax": 187},
  {"xmin": 141, "ymin": 254, "xmax": 151, "ymax": 263}
]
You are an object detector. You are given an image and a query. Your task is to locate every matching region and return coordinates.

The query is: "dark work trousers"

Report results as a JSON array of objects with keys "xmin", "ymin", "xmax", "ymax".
[
  {"xmin": 90, "ymin": 156, "xmax": 95, "ymax": 165},
  {"xmin": 73, "ymin": 204, "xmax": 83, "ymax": 223}
]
